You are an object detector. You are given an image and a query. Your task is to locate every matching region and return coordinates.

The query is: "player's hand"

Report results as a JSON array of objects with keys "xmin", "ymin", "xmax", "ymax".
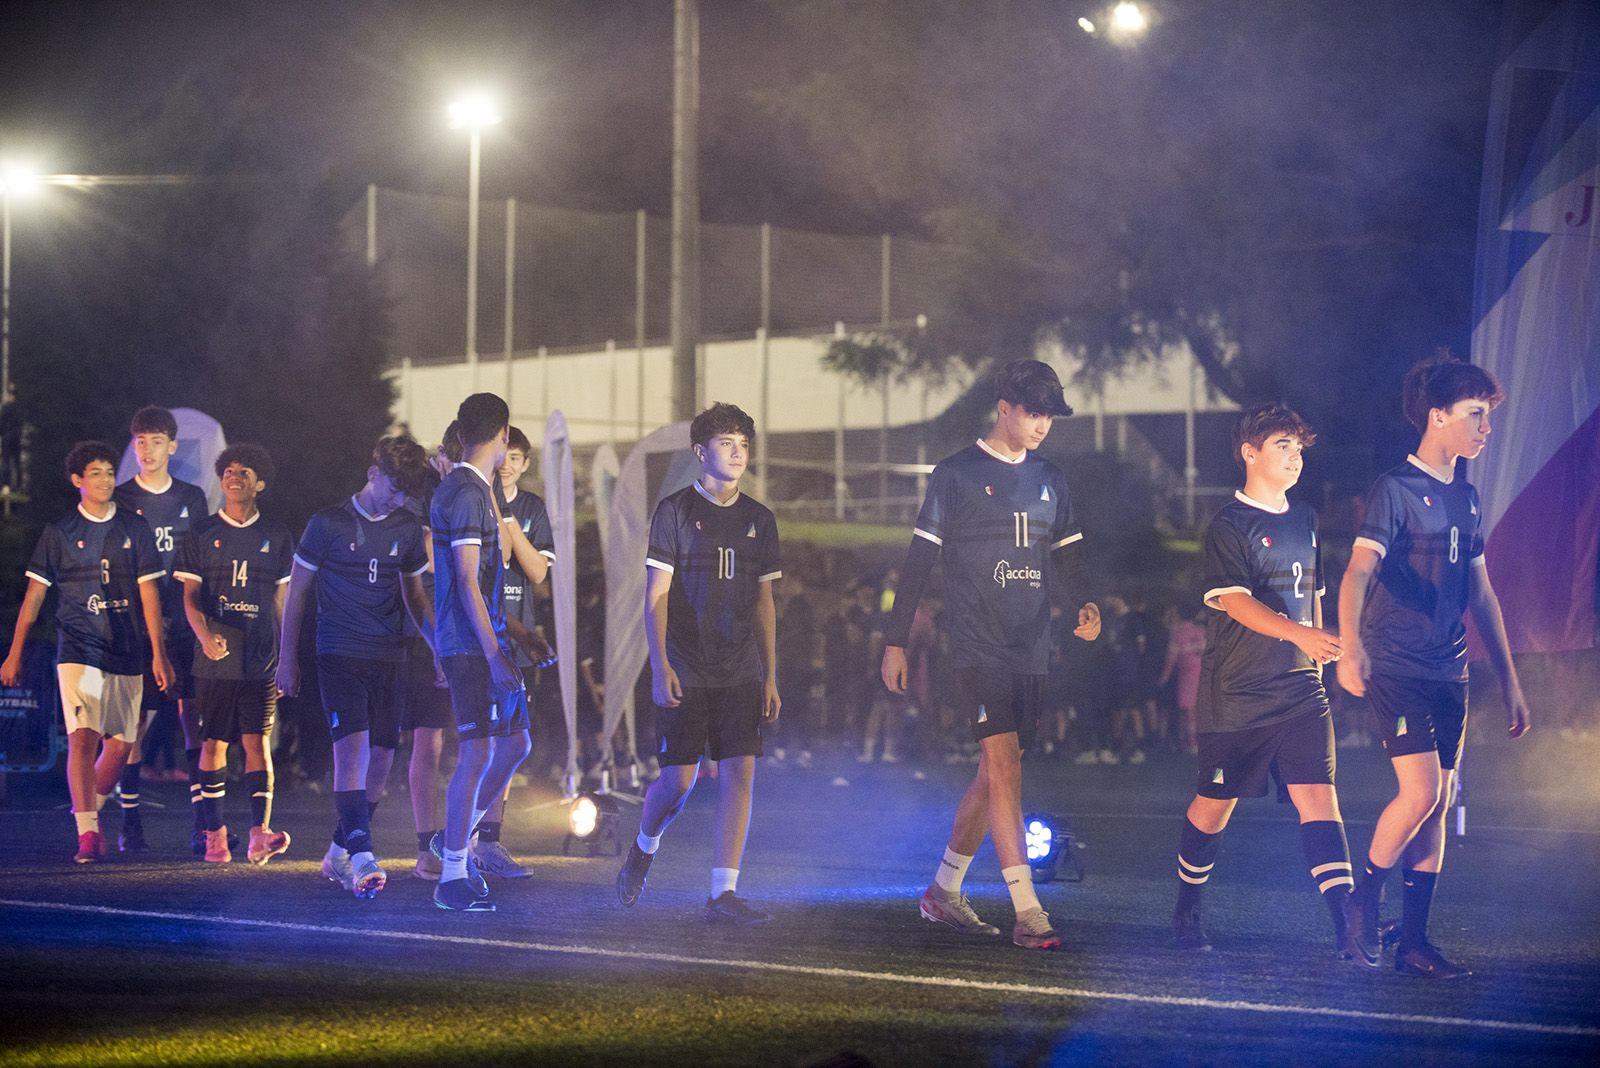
[
  {"xmin": 488, "ymin": 650, "xmax": 522, "ymax": 698},
  {"xmin": 1075, "ymin": 602, "xmax": 1102, "ymax": 641},
  {"xmin": 762, "ymin": 676, "xmax": 781, "ymax": 724},
  {"xmin": 881, "ymin": 646, "xmax": 909, "ymax": 694},
  {"xmin": 1294, "ymin": 626, "xmax": 1342, "ymax": 665},
  {"xmin": 201, "ymin": 631, "xmax": 229, "ymax": 661},
  {"xmin": 152, "ymin": 654, "xmax": 174, "ymax": 694},
  {"xmin": 0, "ymin": 652, "xmax": 21, "ymax": 688},
  {"xmin": 653, "ymin": 665, "xmax": 683, "ymax": 708},
  {"xmin": 433, "ymin": 654, "xmax": 448, "ymax": 688},
  {"xmin": 1505, "ymin": 684, "xmax": 1531, "ymax": 739},
  {"xmin": 1335, "ymin": 642, "xmax": 1369, "ymax": 696},
  {"xmin": 275, "ymin": 658, "xmax": 300, "ymax": 699}
]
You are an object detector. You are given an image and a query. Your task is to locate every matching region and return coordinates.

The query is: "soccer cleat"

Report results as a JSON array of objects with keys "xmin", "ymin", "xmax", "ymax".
[
  {"xmin": 191, "ymin": 827, "xmax": 208, "ymax": 856},
  {"xmin": 1013, "ymin": 907, "xmax": 1063, "ymax": 950},
  {"xmin": 1172, "ymin": 908, "xmax": 1212, "ymax": 952},
  {"xmin": 919, "ymin": 885, "xmax": 1000, "ymax": 936},
  {"xmin": 247, "ymin": 826, "xmax": 291, "ymax": 866},
  {"xmin": 433, "ymin": 877, "xmax": 495, "ymax": 912},
  {"xmin": 1336, "ymin": 892, "xmax": 1380, "ymax": 967},
  {"xmin": 472, "ymin": 839, "xmax": 532, "ymax": 879},
  {"xmin": 118, "ymin": 811, "xmax": 147, "ymax": 852},
  {"xmin": 616, "ymin": 844, "xmax": 654, "ymax": 908},
  {"xmin": 204, "ymin": 826, "xmax": 232, "ymax": 864},
  {"xmin": 1378, "ymin": 917, "xmax": 1402, "ymax": 949},
  {"xmin": 74, "ymin": 831, "xmax": 104, "ymax": 864},
  {"xmin": 430, "ymin": 832, "xmax": 489, "ymax": 897},
  {"xmin": 350, "ymin": 852, "xmax": 387, "ymax": 899},
  {"xmin": 1394, "ymin": 941, "xmax": 1471, "ymax": 980},
  {"xmin": 1349, "ymin": 891, "xmax": 1383, "ymax": 965},
  {"xmin": 322, "ymin": 843, "xmax": 356, "ymax": 892},
  {"xmin": 414, "ymin": 849, "xmax": 442, "ymax": 881},
  {"xmin": 704, "ymin": 891, "xmax": 772, "ymax": 926}
]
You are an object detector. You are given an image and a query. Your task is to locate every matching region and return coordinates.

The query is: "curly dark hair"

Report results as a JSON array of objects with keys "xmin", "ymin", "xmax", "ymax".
[
  {"xmin": 215, "ymin": 443, "xmax": 276, "ymax": 485},
  {"xmin": 371, "ymin": 434, "xmax": 433, "ymax": 498},
  {"xmin": 1231, "ymin": 403, "xmax": 1315, "ymax": 471},
  {"xmin": 129, "ymin": 405, "xmax": 179, "ymax": 439},
  {"xmin": 65, "ymin": 440, "xmax": 120, "ymax": 480},
  {"xmin": 690, "ymin": 402, "xmax": 756, "ymax": 447},
  {"xmin": 1401, "ymin": 349, "xmax": 1505, "ymax": 433}
]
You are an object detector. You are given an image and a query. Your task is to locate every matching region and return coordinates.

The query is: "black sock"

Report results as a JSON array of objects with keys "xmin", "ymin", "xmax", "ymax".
[
  {"xmin": 1176, "ymin": 817, "xmax": 1224, "ymax": 916},
  {"xmin": 1299, "ymin": 820, "xmax": 1355, "ymax": 924},
  {"xmin": 1353, "ymin": 859, "xmax": 1392, "ymax": 918},
  {"xmin": 335, "ymin": 790, "xmax": 370, "ymax": 855},
  {"xmin": 331, "ymin": 821, "xmax": 347, "ymax": 850},
  {"xmin": 417, "ymin": 830, "xmax": 435, "ymax": 852},
  {"xmin": 244, "ymin": 770, "xmax": 272, "ymax": 828},
  {"xmin": 477, "ymin": 820, "xmax": 502, "ymax": 844},
  {"xmin": 187, "ymin": 748, "xmax": 204, "ymax": 828},
  {"xmin": 119, "ymin": 761, "xmax": 142, "ymax": 813},
  {"xmin": 200, "ymin": 769, "xmax": 227, "ymax": 832},
  {"xmin": 1399, "ymin": 869, "xmax": 1439, "ymax": 950}
]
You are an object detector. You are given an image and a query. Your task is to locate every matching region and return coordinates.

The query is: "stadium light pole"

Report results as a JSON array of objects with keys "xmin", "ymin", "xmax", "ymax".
[
  {"xmin": 1, "ymin": 165, "xmax": 42, "ymax": 403},
  {"xmin": 450, "ymin": 93, "xmax": 502, "ymax": 389}
]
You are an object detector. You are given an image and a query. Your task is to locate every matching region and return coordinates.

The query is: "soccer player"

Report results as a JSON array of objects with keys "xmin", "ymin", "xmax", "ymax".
[
  {"xmin": 113, "ymin": 405, "xmax": 211, "ymax": 853},
  {"xmin": 1338, "ymin": 353, "xmax": 1531, "ymax": 979},
  {"xmin": 2, "ymin": 442, "xmax": 171, "ymax": 861},
  {"xmin": 880, "ymin": 360, "xmax": 1099, "ymax": 950},
  {"xmin": 430, "ymin": 394, "xmax": 532, "ymax": 912},
  {"xmin": 473, "ymin": 424, "xmax": 554, "ymax": 880},
  {"xmin": 1168, "ymin": 404, "xmax": 1369, "ymax": 963},
  {"xmin": 174, "ymin": 444, "xmax": 295, "ymax": 865},
  {"xmin": 615, "ymin": 402, "xmax": 782, "ymax": 925},
  {"xmin": 276, "ymin": 435, "xmax": 436, "ymax": 898}
]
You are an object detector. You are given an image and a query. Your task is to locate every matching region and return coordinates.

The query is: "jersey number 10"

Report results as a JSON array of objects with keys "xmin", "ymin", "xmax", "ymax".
[{"xmin": 717, "ymin": 547, "xmax": 736, "ymax": 580}]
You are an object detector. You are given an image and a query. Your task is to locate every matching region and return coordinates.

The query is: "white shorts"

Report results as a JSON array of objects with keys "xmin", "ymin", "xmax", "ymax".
[{"xmin": 57, "ymin": 663, "xmax": 144, "ymax": 741}]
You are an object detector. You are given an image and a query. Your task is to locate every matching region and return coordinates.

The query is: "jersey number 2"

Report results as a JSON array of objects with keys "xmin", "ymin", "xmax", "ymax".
[{"xmin": 1292, "ymin": 561, "xmax": 1304, "ymax": 599}]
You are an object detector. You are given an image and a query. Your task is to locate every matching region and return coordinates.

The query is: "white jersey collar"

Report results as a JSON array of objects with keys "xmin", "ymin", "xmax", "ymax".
[
  {"xmin": 218, "ymin": 508, "xmax": 261, "ymax": 528},
  {"xmin": 1407, "ymin": 454, "xmax": 1455, "ymax": 485},
  {"xmin": 1234, "ymin": 489, "xmax": 1289, "ymax": 514},
  {"xmin": 693, "ymin": 479, "xmax": 741, "ymax": 508},
  {"xmin": 351, "ymin": 494, "xmax": 390, "ymax": 522},
  {"xmin": 975, "ymin": 438, "xmax": 1026, "ymax": 465},
  {"xmin": 134, "ymin": 473, "xmax": 174, "ymax": 495},
  {"xmin": 455, "ymin": 461, "xmax": 495, "ymax": 489},
  {"xmin": 78, "ymin": 502, "xmax": 117, "ymax": 524}
]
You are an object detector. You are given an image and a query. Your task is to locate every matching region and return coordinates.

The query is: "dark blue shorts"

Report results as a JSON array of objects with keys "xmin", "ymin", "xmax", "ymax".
[{"xmin": 441, "ymin": 654, "xmax": 529, "ymax": 742}]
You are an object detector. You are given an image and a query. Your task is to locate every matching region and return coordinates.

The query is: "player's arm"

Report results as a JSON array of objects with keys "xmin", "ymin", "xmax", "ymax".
[
  {"xmin": 881, "ymin": 533, "xmax": 937, "ymax": 693},
  {"xmin": 180, "ymin": 576, "xmax": 228, "ymax": 661},
  {"xmin": 452, "ymin": 541, "xmax": 520, "ymax": 695},
  {"xmin": 755, "ymin": 578, "xmax": 780, "ymax": 723},
  {"xmin": 274, "ymin": 562, "xmax": 315, "ymax": 697},
  {"xmin": 644, "ymin": 564, "xmax": 681, "ymax": 707},
  {"xmin": 1335, "ymin": 545, "xmax": 1381, "ymax": 696},
  {"xmin": 579, "ymin": 655, "xmax": 605, "ymax": 707},
  {"xmin": 1052, "ymin": 539, "xmax": 1101, "ymax": 641},
  {"xmin": 138, "ymin": 576, "xmax": 173, "ymax": 692},
  {"xmin": 0, "ymin": 580, "xmax": 50, "ymax": 686},
  {"xmin": 1468, "ymin": 561, "xmax": 1530, "ymax": 738},
  {"xmin": 400, "ymin": 571, "xmax": 437, "ymax": 654},
  {"xmin": 1216, "ymin": 591, "xmax": 1341, "ymax": 663},
  {"xmin": 501, "ymin": 517, "xmax": 550, "ymax": 586}
]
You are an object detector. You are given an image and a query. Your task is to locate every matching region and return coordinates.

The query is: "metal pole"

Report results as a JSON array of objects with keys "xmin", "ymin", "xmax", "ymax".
[
  {"xmin": 365, "ymin": 183, "xmax": 377, "ymax": 268},
  {"xmin": 757, "ymin": 326, "xmax": 769, "ymax": 500},
  {"xmin": 402, "ymin": 357, "xmax": 414, "ymax": 431},
  {"xmin": 636, "ymin": 208, "xmax": 647, "ymax": 438},
  {"xmin": 1094, "ymin": 389, "xmax": 1105, "ymax": 452},
  {"xmin": 466, "ymin": 127, "xmax": 482, "ymax": 388},
  {"xmin": 834, "ymin": 320, "xmax": 846, "ymax": 521},
  {"xmin": 607, "ymin": 338, "xmax": 618, "ymax": 446},
  {"xmin": 669, "ymin": 0, "xmax": 700, "ymax": 422},
  {"xmin": 504, "ymin": 197, "xmax": 516, "ymax": 406},
  {"xmin": 1185, "ymin": 344, "xmax": 1198, "ymax": 530},
  {"xmin": 2, "ymin": 192, "xmax": 10, "ymax": 404},
  {"xmin": 539, "ymin": 345, "xmax": 550, "ymax": 418},
  {"xmin": 879, "ymin": 233, "xmax": 890, "ymax": 519}
]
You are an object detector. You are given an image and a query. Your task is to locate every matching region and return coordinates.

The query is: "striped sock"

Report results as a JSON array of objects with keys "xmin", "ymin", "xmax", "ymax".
[
  {"xmin": 245, "ymin": 770, "xmax": 273, "ymax": 828},
  {"xmin": 119, "ymin": 761, "xmax": 142, "ymax": 811},
  {"xmin": 1300, "ymin": 820, "xmax": 1355, "ymax": 924},
  {"xmin": 1176, "ymin": 817, "xmax": 1223, "ymax": 915},
  {"xmin": 200, "ymin": 769, "xmax": 227, "ymax": 832}
]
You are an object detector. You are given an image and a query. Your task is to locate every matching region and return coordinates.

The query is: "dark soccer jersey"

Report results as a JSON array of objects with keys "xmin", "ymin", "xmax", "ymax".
[
  {"xmin": 294, "ymin": 497, "xmax": 429, "ymax": 662},
  {"xmin": 114, "ymin": 476, "xmax": 209, "ymax": 635},
  {"xmin": 1354, "ymin": 456, "xmax": 1484, "ymax": 682},
  {"xmin": 912, "ymin": 441, "xmax": 1081, "ymax": 676},
  {"xmin": 501, "ymin": 488, "xmax": 555, "ymax": 666},
  {"xmin": 26, "ymin": 504, "xmax": 164, "ymax": 675},
  {"xmin": 431, "ymin": 464, "xmax": 508, "ymax": 659},
  {"xmin": 646, "ymin": 481, "xmax": 781, "ymax": 688},
  {"xmin": 173, "ymin": 512, "xmax": 294, "ymax": 681},
  {"xmin": 1196, "ymin": 493, "xmax": 1328, "ymax": 733}
]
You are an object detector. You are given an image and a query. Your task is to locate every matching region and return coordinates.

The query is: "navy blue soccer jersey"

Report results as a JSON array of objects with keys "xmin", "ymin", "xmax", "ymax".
[
  {"xmin": 114, "ymin": 475, "xmax": 209, "ymax": 635},
  {"xmin": 294, "ymin": 497, "xmax": 429, "ymax": 662},
  {"xmin": 174, "ymin": 512, "xmax": 294, "ymax": 680},
  {"xmin": 430, "ymin": 464, "xmax": 507, "ymax": 659},
  {"xmin": 646, "ymin": 481, "xmax": 781, "ymax": 688},
  {"xmin": 912, "ymin": 441, "xmax": 1081, "ymax": 675},
  {"xmin": 1196, "ymin": 493, "xmax": 1328, "ymax": 733},
  {"xmin": 26, "ymin": 504, "xmax": 164, "ymax": 675},
  {"xmin": 1354, "ymin": 456, "xmax": 1484, "ymax": 682},
  {"xmin": 501, "ymin": 488, "xmax": 555, "ymax": 665}
]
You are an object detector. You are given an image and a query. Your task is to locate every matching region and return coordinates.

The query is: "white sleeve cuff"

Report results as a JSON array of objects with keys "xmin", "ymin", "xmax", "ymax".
[
  {"xmin": 539, "ymin": 549, "xmax": 556, "ymax": 562},
  {"xmin": 759, "ymin": 570, "xmax": 783, "ymax": 582},
  {"xmin": 1203, "ymin": 585, "xmax": 1250, "ymax": 611},
  {"xmin": 275, "ymin": 575, "xmax": 293, "ymax": 586},
  {"xmin": 1353, "ymin": 536, "xmax": 1387, "ymax": 559},
  {"xmin": 405, "ymin": 564, "xmax": 430, "ymax": 578},
  {"xmin": 173, "ymin": 570, "xmax": 203, "ymax": 584},
  {"xmin": 25, "ymin": 570, "xmax": 52, "ymax": 588},
  {"xmin": 450, "ymin": 537, "xmax": 482, "ymax": 547},
  {"xmin": 645, "ymin": 558, "xmax": 674, "ymax": 573},
  {"xmin": 1052, "ymin": 532, "xmax": 1084, "ymax": 549},
  {"xmin": 1470, "ymin": 555, "xmax": 1488, "ymax": 569},
  {"xmin": 137, "ymin": 571, "xmax": 166, "ymax": 584},
  {"xmin": 292, "ymin": 554, "xmax": 320, "ymax": 573},
  {"xmin": 913, "ymin": 528, "xmax": 943, "ymax": 546}
]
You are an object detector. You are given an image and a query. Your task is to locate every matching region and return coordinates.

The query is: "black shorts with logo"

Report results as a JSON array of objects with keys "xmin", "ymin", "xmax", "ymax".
[
  {"xmin": 319, "ymin": 654, "xmax": 404, "ymax": 750},
  {"xmin": 955, "ymin": 670, "xmax": 1044, "ymax": 749},
  {"xmin": 441, "ymin": 654, "xmax": 529, "ymax": 742},
  {"xmin": 196, "ymin": 677, "xmax": 278, "ymax": 742},
  {"xmin": 398, "ymin": 639, "xmax": 453, "ymax": 732},
  {"xmin": 655, "ymin": 681, "xmax": 764, "ymax": 766},
  {"xmin": 142, "ymin": 631, "xmax": 196, "ymax": 709},
  {"xmin": 1196, "ymin": 710, "xmax": 1335, "ymax": 800},
  {"xmin": 1366, "ymin": 673, "xmax": 1468, "ymax": 771}
]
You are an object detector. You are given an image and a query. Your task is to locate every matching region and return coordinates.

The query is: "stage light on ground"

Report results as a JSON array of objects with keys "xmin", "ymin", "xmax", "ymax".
[
  {"xmin": 563, "ymin": 792, "xmax": 621, "ymax": 856},
  {"xmin": 1111, "ymin": 2, "xmax": 1147, "ymax": 34},
  {"xmin": 570, "ymin": 795, "xmax": 599, "ymax": 838},
  {"xmin": 1025, "ymin": 812, "xmax": 1085, "ymax": 883}
]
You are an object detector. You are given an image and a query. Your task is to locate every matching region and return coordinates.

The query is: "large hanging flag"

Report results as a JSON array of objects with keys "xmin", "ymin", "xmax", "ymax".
[
  {"xmin": 1472, "ymin": 0, "xmax": 1600, "ymax": 654},
  {"xmin": 541, "ymin": 411, "xmax": 580, "ymax": 795}
]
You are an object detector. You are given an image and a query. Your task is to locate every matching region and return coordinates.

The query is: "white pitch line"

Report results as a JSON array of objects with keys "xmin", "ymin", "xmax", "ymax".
[{"xmin": 1, "ymin": 899, "xmax": 1596, "ymax": 1040}]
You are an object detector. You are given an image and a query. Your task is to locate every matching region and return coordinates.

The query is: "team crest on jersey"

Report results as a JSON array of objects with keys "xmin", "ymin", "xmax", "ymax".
[
  {"xmin": 1470, "ymin": 502, "xmax": 1478, "ymax": 515},
  {"xmin": 984, "ymin": 485, "xmax": 994, "ymax": 496},
  {"xmin": 1261, "ymin": 536, "xmax": 1272, "ymax": 548},
  {"xmin": 695, "ymin": 520, "xmax": 703, "ymax": 530},
  {"xmin": 746, "ymin": 523, "xmax": 757, "ymax": 539},
  {"xmin": 1040, "ymin": 485, "xmax": 1050, "ymax": 502},
  {"xmin": 260, "ymin": 539, "xmax": 271, "ymax": 553},
  {"xmin": 213, "ymin": 539, "xmax": 222, "ymax": 548},
  {"xmin": 179, "ymin": 507, "xmax": 189, "ymax": 519},
  {"xmin": 1395, "ymin": 715, "xmax": 1408, "ymax": 737},
  {"xmin": 1212, "ymin": 768, "xmax": 1225, "ymax": 785},
  {"xmin": 122, "ymin": 536, "xmax": 132, "ymax": 549},
  {"xmin": 349, "ymin": 543, "xmax": 358, "ymax": 552},
  {"xmin": 77, "ymin": 540, "xmax": 86, "ymax": 549},
  {"xmin": 389, "ymin": 541, "xmax": 400, "ymax": 556},
  {"xmin": 1423, "ymin": 495, "xmax": 1433, "ymax": 507},
  {"xmin": 976, "ymin": 704, "xmax": 988, "ymax": 724}
]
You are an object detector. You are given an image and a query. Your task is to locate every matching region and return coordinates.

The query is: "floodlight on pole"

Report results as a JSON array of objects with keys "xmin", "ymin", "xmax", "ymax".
[
  {"xmin": 449, "ymin": 93, "xmax": 500, "ymax": 385},
  {"xmin": 1111, "ymin": 2, "xmax": 1148, "ymax": 35},
  {"xmin": 1, "ymin": 163, "xmax": 43, "ymax": 406}
]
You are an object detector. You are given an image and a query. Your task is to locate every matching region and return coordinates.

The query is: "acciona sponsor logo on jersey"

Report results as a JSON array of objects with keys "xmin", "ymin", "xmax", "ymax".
[
  {"xmin": 993, "ymin": 560, "xmax": 1042, "ymax": 589},
  {"xmin": 85, "ymin": 594, "xmax": 130, "ymax": 616},
  {"xmin": 216, "ymin": 594, "xmax": 261, "ymax": 615}
]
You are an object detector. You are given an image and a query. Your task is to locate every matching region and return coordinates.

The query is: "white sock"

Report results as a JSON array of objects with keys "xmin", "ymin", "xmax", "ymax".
[
  {"xmin": 96, "ymin": 792, "xmax": 112, "ymax": 812},
  {"xmin": 442, "ymin": 847, "xmax": 468, "ymax": 883},
  {"xmin": 1002, "ymin": 864, "xmax": 1042, "ymax": 914},
  {"xmin": 711, "ymin": 867, "xmax": 739, "ymax": 897},
  {"xmin": 636, "ymin": 829, "xmax": 662, "ymax": 855},
  {"xmin": 934, "ymin": 847, "xmax": 974, "ymax": 893},
  {"xmin": 469, "ymin": 809, "xmax": 489, "ymax": 839},
  {"xmin": 74, "ymin": 811, "xmax": 100, "ymax": 835}
]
